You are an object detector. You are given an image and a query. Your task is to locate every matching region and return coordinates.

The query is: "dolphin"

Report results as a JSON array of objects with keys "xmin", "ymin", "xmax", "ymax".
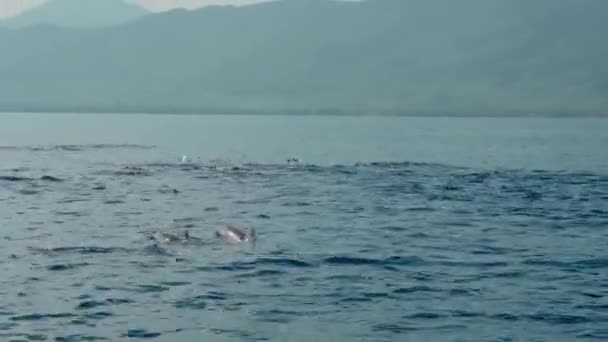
[
  {"xmin": 215, "ymin": 225, "xmax": 256, "ymax": 243},
  {"xmin": 149, "ymin": 230, "xmax": 191, "ymax": 245}
]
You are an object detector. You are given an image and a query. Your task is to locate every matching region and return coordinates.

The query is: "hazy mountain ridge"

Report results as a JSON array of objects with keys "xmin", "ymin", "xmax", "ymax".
[
  {"xmin": 1, "ymin": 0, "xmax": 147, "ymax": 29},
  {"xmin": 0, "ymin": 0, "xmax": 607, "ymax": 116}
]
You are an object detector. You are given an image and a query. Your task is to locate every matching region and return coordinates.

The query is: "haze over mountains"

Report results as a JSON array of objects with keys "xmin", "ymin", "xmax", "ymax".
[{"xmin": 1, "ymin": 0, "xmax": 607, "ymax": 116}]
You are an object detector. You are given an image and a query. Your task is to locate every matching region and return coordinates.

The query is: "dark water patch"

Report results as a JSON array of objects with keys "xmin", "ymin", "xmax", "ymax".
[
  {"xmin": 174, "ymin": 296, "xmax": 211, "ymax": 310},
  {"xmin": 521, "ymin": 258, "xmax": 608, "ymax": 269},
  {"xmin": 40, "ymin": 175, "xmax": 63, "ymax": 182},
  {"xmin": 449, "ymin": 288, "xmax": 481, "ymax": 296},
  {"xmin": 132, "ymin": 285, "xmax": 170, "ymax": 293},
  {"xmin": 578, "ymin": 292, "xmax": 604, "ymax": 299},
  {"xmin": 577, "ymin": 330, "xmax": 608, "ymax": 339},
  {"xmin": 372, "ymin": 323, "xmax": 418, "ymax": 333},
  {"xmin": 103, "ymin": 199, "xmax": 124, "ymax": 204},
  {"xmin": 207, "ymin": 327, "xmax": 265, "ymax": 340},
  {"xmin": 122, "ymin": 330, "xmax": 161, "ymax": 339},
  {"xmin": 84, "ymin": 311, "xmax": 114, "ymax": 320},
  {"xmin": 96, "ymin": 167, "xmax": 152, "ymax": 177},
  {"xmin": 575, "ymin": 258, "xmax": 608, "ymax": 269},
  {"xmin": 76, "ymin": 298, "xmax": 132, "ymax": 310},
  {"xmin": 143, "ymin": 244, "xmax": 172, "ymax": 256},
  {"xmin": 0, "ymin": 322, "xmax": 17, "ymax": 330},
  {"xmin": 76, "ymin": 300, "xmax": 106, "ymax": 310},
  {"xmin": 323, "ymin": 255, "xmax": 424, "ymax": 267},
  {"xmin": 526, "ymin": 313, "xmax": 595, "ymax": 324},
  {"xmin": 471, "ymin": 245, "xmax": 524, "ymax": 255},
  {"xmin": 55, "ymin": 335, "xmax": 108, "ymax": 341},
  {"xmin": 480, "ymin": 270, "xmax": 526, "ymax": 279},
  {"xmin": 323, "ymin": 256, "xmax": 381, "ymax": 266},
  {"xmin": 106, "ymin": 298, "xmax": 133, "ymax": 305},
  {"xmin": 394, "ymin": 285, "xmax": 440, "ymax": 294},
  {"xmin": 58, "ymin": 197, "xmax": 89, "ymax": 203},
  {"xmin": 257, "ymin": 214, "xmax": 271, "ymax": 219},
  {"xmin": 174, "ymin": 299, "xmax": 206, "ymax": 310},
  {"xmin": 255, "ymin": 258, "xmax": 314, "ymax": 268},
  {"xmin": 281, "ymin": 201, "xmax": 311, "ymax": 207},
  {"xmin": 174, "ymin": 291, "xmax": 230, "ymax": 309},
  {"xmin": 172, "ymin": 217, "xmax": 201, "ymax": 223},
  {"xmin": 236, "ymin": 269, "xmax": 286, "ymax": 278},
  {"xmin": 435, "ymin": 260, "xmax": 509, "ymax": 268},
  {"xmin": 43, "ymin": 144, "xmax": 154, "ymax": 151},
  {"xmin": 382, "ymin": 225, "xmax": 406, "ymax": 232},
  {"xmin": 325, "ymin": 274, "xmax": 369, "ymax": 281},
  {"xmin": 159, "ymin": 188, "xmax": 180, "ymax": 194},
  {"xmin": 450, "ymin": 310, "xmax": 484, "ymax": 318},
  {"xmin": 405, "ymin": 312, "xmax": 446, "ymax": 319},
  {"xmin": 0, "ymin": 175, "xmax": 34, "ymax": 182},
  {"xmin": 159, "ymin": 281, "xmax": 191, "ymax": 287},
  {"xmin": 362, "ymin": 292, "xmax": 392, "ymax": 299},
  {"xmin": 338, "ymin": 297, "xmax": 373, "ymax": 304},
  {"xmin": 254, "ymin": 309, "xmax": 296, "ymax": 323},
  {"xmin": 53, "ymin": 211, "xmax": 85, "ymax": 217},
  {"xmin": 70, "ymin": 318, "xmax": 89, "ymax": 325},
  {"xmin": 206, "ymin": 291, "xmax": 228, "ymax": 300},
  {"xmin": 10, "ymin": 313, "xmax": 76, "ymax": 321},
  {"xmin": 407, "ymin": 232, "xmax": 432, "ymax": 238},
  {"xmin": 47, "ymin": 263, "xmax": 90, "ymax": 271},
  {"xmin": 17, "ymin": 189, "xmax": 39, "ymax": 195},
  {"xmin": 31, "ymin": 246, "xmax": 130, "ymax": 256}
]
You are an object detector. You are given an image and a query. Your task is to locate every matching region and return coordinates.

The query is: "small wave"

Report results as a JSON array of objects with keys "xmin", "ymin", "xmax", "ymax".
[
  {"xmin": 131, "ymin": 285, "xmax": 170, "ymax": 293},
  {"xmin": 76, "ymin": 298, "xmax": 133, "ymax": 310},
  {"xmin": 405, "ymin": 312, "xmax": 447, "ymax": 319},
  {"xmin": 0, "ymin": 175, "xmax": 64, "ymax": 183},
  {"xmin": 236, "ymin": 269, "xmax": 286, "ymax": 278},
  {"xmin": 0, "ymin": 175, "xmax": 35, "ymax": 182},
  {"xmin": 47, "ymin": 263, "xmax": 90, "ymax": 271},
  {"xmin": 255, "ymin": 258, "xmax": 314, "ymax": 268},
  {"xmin": 10, "ymin": 312, "xmax": 76, "ymax": 321},
  {"xmin": 393, "ymin": 286, "xmax": 439, "ymax": 294},
  {"xmin": 84, "ymin": 311, "xmax": 114, "ymax": 320},
  {"xmin": 172, "ymin": 292, "xmax": 229, "ymax": 310},
  {"xmin": 40, "ymin": 175, "xmax": 64, "ymax": 182},
  {"xmin": 323, "ymin": 255, "xmax": 424, "ymax": 266},
  {"xmin": 372, "ymin": 323, "xmax": 418, "ymax": 333},
  {"xmin": 29, "ymin": 246, "xmax": 131, "ymax": 256},
  {"xmin": 526, "ymin": 313, "xmax": 596, "ymax": 324},
  {"xmin": 0, "ymin": 322, "xmax": 17, "ymax": 330},
  {"xmin": 5, "ymin": 334, "xmax": 48, "ymax": 341},
  {"xmin": 55, "ymin": 334, "xmax": 108, "ymax": 341},
  {"xmin": 435, "ymin": 260, "xmax": 509, "ymax": 268},
  {"xmin": 122, "ymin": 330, "xmax": 161, "ymax": 339},
  {"xmin": 95, "ymin": 167, "xmax": 153, "ymax": 177},
  {"xmin": 574, "ymin": 258, "xmax": 608, "ymax": 269}
]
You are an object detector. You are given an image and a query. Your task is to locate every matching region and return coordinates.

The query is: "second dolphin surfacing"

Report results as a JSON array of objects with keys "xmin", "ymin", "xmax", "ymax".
[{"xmin": 215, "ymin": 225, "xmax": 256, "ymax": 243}]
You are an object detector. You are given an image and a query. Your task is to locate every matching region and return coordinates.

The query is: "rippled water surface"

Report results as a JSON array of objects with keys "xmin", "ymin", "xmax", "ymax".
[{"xmin": 0, "ymin": 114, "xmax": 607, "ymax": 341}]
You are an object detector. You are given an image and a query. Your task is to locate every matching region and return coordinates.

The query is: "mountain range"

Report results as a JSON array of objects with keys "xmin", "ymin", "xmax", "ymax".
[
  {"xmin": 0, "ymin": 0, "xmax": 607, "ymax": 116},
  {"xmin": 0, "ymin": 0, "xmax": 148, "ymax": 29}
]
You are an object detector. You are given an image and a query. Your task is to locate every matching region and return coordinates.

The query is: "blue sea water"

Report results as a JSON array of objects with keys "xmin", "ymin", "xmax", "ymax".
[{"xmin": 0, "ymin": 113, "xmax": 607, "ymax": 341}]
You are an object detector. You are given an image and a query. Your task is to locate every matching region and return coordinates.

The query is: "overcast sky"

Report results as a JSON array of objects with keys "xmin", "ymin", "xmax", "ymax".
[{"xmin": 0, "ymin": 0, "xmax": 271, "ymax": 19}]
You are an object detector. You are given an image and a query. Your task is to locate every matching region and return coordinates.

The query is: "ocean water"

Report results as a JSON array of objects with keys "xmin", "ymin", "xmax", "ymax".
[{"xmin": 0, "ymin": 113, "xmax": 607, "ymax": 341}]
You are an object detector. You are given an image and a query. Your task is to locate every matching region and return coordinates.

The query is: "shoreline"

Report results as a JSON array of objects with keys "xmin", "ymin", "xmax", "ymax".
[{"xmin": 1, "ymin": 108, "xmax": 606, "ymax": 118}]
